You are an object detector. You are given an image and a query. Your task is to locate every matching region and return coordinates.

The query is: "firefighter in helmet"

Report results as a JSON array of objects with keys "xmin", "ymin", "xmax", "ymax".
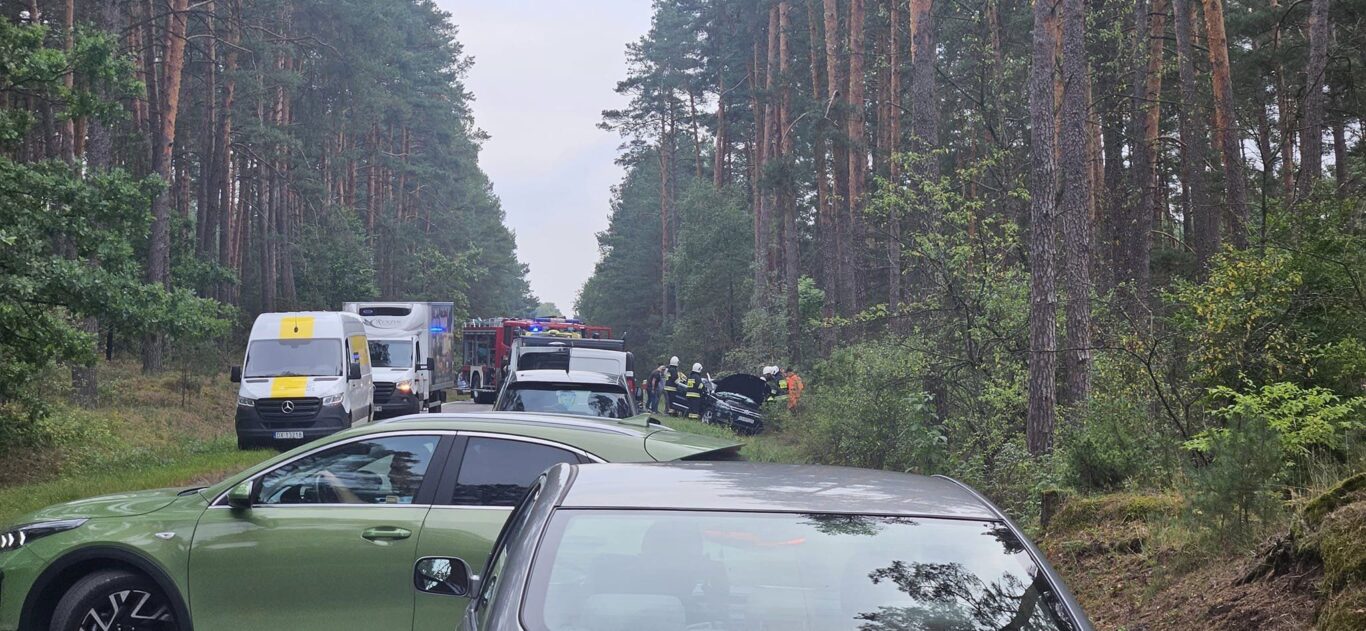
[
  {"xmin": 686, "ymin": 362, "xmax": 705, "ymax": 419},
  {"xmin": 663, "ymin": 356, "xmax": 682, "ymax": 416}
]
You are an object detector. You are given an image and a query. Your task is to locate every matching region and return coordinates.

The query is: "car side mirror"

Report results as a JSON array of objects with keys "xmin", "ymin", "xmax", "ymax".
[
  {"xmin": 425, "ymin": 358, "xmax": 436, "ymax": 372},
  {"xmin": 230, "ymin": 366, "xmax": 242, "ymax": 383},
  {"xmin": 227, "ymin": 480, "xmax": 258, "ymax": 510},
  {"xmin": 414, "ymin": 557, "xmax": 478, "ymax": 597},
  {"xmin": 348, "ymin": 362, "xmax": 362, "ymax": 380}
]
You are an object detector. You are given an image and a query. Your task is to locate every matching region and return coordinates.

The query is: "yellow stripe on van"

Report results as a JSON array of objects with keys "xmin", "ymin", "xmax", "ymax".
[
  {"xmin": 278, "ymin": 316, "xmax": 315, "ymax": 339},
  {"xmin": 270, "ymin": 377, "xmax": 309, "ymax": 398}
]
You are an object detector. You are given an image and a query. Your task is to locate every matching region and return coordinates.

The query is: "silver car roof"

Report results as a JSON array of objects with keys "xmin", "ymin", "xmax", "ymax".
[{"xmin": 556, "ymin": 462, "xmax": 999, "ymax": 520}]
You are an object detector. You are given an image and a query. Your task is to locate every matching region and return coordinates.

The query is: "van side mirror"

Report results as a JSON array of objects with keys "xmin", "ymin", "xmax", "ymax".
[
  {"xmin": 227, "ymin": 480, "xmax": 258, "ymax": 509},
  {"xmin": 230, "ymin": 366, "xmax": 242, "ymax": 383},
  {"xmin": 425, "ymin": 358, "xmax": 436, "ymax": 372},
  {"xmin": 414, "ymin": 557, "xmax": 478, "ymax": 597},
  {"xmin": 348, "ymin": 362, "xmax": 362, "ymax": 380}
]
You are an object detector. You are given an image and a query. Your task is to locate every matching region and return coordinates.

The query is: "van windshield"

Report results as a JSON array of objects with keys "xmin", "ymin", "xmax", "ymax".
[
  {"xmin": 370, "ymin": 340, "xmax": 414, "ymax": 368},
  {"xmin": 245, "ymin": 339, "xmax": 343, "ymax": 377}
]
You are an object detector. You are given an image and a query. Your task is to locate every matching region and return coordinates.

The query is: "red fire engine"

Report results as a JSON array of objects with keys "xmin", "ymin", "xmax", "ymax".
[{"xmin": 460, "ymin": 317, "xmax": 613, "ymax": 403}]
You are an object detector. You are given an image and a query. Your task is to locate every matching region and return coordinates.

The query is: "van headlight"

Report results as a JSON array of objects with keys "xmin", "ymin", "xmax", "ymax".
[
  {"xmin": 396, "ymin": 380, "xmax": 413, "ymax": 394},
  {"xmin": 236, "ymin": 396, "xmax": 255, "ymax": 407},
  {"xmin": 321, "ymin": 393, "xmax": 345, "ymax": 406},
  {"xmin": 0, "ymin": 519, "xmax": 88, "ymax": 552}
]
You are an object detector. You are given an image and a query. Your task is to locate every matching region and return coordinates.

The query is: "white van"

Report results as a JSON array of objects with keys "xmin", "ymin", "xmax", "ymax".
[{"xmin": 230, "ymin": 312, "xmax": 374, "ymax": 449}]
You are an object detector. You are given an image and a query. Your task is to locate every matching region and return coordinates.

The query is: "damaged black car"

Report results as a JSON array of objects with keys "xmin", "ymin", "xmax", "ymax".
[{"xmin": 701, "ymin": 373, "xmax": 768, "ymax": 435}]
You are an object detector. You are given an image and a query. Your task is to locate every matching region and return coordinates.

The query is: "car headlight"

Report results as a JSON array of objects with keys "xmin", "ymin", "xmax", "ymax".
[
  {"xmin": 321, "ymin": 393, "xmax": 344, "ymax": 406},
  {"xmin": 236, "ymin": 396, "xmax": 255, "ymax": 407},
  {"xmin": 396, "ymin": 380, "xmax": 413, "ymax": 394},
  {"xmin": 0, "ymin": 519, "xmax": 88, "ymax": 551}
]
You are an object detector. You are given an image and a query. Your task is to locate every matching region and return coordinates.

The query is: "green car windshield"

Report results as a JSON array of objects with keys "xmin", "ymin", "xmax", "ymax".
[{"xmin": 523, "ymin": 511, "xmax": 1078, "ymax": 631}]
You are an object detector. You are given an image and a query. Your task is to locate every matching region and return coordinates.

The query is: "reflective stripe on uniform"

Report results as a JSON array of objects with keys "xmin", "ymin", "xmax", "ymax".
[{"xmin": 686, "ymin": 392, "xmax": 702, "ymax": 398}]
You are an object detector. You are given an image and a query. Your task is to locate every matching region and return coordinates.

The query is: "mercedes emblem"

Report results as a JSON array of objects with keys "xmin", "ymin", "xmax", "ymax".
[{"xmin": 282, "ymin": 400, "xmax": 295, "ymax": 414}]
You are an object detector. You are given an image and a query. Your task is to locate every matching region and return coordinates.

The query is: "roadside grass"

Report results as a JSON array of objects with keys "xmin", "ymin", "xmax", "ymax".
[
  {"xmin": 0, "ymin": 358, "xmax": 275, "ymax": 523},
  {"xmin": 0, "ymin": 438, "xmax": 271, "ymax": 524},
  {"xmin": 664, "ymin": 416, "xmax": 809, "ymax": 463}
]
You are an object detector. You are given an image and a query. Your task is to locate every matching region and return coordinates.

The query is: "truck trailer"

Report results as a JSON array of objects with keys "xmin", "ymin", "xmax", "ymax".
[{"xmin": 343, "ymin": 301, "xmax": 456, "ymax": 417}]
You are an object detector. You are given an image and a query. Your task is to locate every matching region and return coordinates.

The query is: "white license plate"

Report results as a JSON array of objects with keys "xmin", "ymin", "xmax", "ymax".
[
  {"xmin": 273, "ymin": 431, "xmax": 305, "ymax": 440},
  {"xmin": 374, "ymin": 405, "xmax": 384, "ymax": 411}
]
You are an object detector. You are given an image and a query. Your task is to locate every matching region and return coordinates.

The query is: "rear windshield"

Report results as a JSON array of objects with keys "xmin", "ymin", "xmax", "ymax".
[
  {"xmin": 244, "ymin": 339, "xmax": 342, "ymax": 377},
  {"xmin": 524, "ymin": 511, "xmax": 1078, "ymax": 631},
  {"xmin": 518, "ymin": 352, "xmax": 623, "ymax": 375},
  {"xmin": 497, "ymin": 384, "xmax": 631, "ymax": 418}
]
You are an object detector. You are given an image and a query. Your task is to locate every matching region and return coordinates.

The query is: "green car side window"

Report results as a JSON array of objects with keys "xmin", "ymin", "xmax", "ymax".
[{"xmin": 257, "ymin": 435, "xmax": 440, "ymax": 505}]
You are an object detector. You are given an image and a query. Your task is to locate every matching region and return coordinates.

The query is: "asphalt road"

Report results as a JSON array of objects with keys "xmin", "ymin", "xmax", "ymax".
[{"xmin": 441, "ymin": 399, "xmax": 493, "ymax": 413}]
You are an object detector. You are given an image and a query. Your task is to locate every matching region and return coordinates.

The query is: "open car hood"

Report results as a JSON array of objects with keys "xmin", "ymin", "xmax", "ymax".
[{"xmin": 713, "ymin": 374, "xmax": 769, "ymax": 406}]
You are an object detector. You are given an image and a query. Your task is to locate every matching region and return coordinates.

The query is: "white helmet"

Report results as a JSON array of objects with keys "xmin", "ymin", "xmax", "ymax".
[
  {"xmin": 692, "ymin": 363, "xmax": 703, "ymax": 373},
  {"xmin": 669, "ymin": 356, "xmax": 680, "ymax": 367}
]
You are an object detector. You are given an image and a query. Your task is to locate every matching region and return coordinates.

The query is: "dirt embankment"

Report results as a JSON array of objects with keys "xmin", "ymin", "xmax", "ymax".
[{"xmin": 1041, "ymin": 479, "xmax": 1366, "ymax": 631}]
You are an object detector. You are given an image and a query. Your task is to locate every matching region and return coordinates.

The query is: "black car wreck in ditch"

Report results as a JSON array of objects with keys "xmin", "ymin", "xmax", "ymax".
[{"xmin": 701, "ymin": 374, "xmax": 767, "ymax": 435}]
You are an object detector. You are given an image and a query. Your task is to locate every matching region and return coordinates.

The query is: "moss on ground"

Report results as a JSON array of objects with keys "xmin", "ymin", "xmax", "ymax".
[
  {"xmin": 1048, "ymin": 492, "xmax": 1182, "ymax": 537},
  {"xmin": 1303, "ymin": 472, "xmax": 1366, "ymax": 527},
  {"xmin": 1318, "ymin": 585, "xmax": 1366, "ymax": 631}
]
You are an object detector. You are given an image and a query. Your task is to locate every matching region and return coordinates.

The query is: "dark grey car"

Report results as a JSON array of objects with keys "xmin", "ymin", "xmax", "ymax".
[{"xmin": 427, "ymin": 462, "xmax": 1094, "ymax": 631}]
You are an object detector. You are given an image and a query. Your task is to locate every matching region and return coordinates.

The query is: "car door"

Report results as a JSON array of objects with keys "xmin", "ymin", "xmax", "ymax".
[
  {"xmin": 411, "ymin": 434, "xmax": 590, "ymax": 631},
  {"xmin": 189, "ymin": 433, "xmax": 451, "ymax": 631}
]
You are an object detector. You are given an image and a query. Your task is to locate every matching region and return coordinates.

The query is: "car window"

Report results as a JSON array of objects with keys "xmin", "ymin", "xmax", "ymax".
[
  {"xmin": 496, "ymin": 385, "xmax": 632, "ymax": 418},
  {"xmin": 525, "ymin": 511, "xmax": 1080, "ymax": 631},
  {"xmin": 244, "ymin": 339, "xmax": 342, "ymax": 377},
  {"xmin": 257, "ymin": 435, "xmax": 440, "ymax": 505},
  {"xmin": 450, "ymin": 437, "xmax": 580, "ymax": 506},
  {"xmin": 477, "ymin": 482, "xmax": 543, "ymax": 620}
]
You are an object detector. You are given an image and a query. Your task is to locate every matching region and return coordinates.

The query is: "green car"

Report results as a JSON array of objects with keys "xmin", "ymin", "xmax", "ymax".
[{"xmin": 0, "ymin": 412, "xmax": 740, "ymax": 631}]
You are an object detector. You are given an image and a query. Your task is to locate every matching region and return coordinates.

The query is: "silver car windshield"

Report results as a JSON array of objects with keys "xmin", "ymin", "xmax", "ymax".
[
  {"xmin": 523, "ymin": 511, "xmax": 1078, "ymax": 631},
  {"xmin": 244, "ymin": 339, "xmax": 342, "ymax": 377},
  {"xmin": 497, "ymin": 385, "xmax": 631, "ymax": 419}
]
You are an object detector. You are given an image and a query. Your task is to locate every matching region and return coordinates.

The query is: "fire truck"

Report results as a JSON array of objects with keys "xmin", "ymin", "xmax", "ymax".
[{"xmin": 460, "ymin": 317, "xmax": 613, "ymax": 403}]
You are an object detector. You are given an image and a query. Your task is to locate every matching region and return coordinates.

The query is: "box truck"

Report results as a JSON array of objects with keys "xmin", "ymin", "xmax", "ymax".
[{"xmin": 343, "ymin": 302, "xmax": 456, "ymax": 417}]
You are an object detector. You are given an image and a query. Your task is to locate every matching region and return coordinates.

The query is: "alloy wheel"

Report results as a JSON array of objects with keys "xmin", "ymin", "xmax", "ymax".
[{"xmin": 78, "ymin": 588, "xmax": 176, "ymax": 631}]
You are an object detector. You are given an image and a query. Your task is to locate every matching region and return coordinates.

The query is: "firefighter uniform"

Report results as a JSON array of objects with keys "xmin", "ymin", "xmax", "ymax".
[
  {"xmin": 663, "ymin": 363, "xmax": 681, "ymax": 416},
  {"xmin": 685, "ymin": 368, "xmax": 704, "ymax": 419}
]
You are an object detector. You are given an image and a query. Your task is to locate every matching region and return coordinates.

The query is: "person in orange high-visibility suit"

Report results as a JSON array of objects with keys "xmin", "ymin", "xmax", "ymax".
[{"xmin": 783, "ymin": 367, "xmax": 804, "ymax": 413}]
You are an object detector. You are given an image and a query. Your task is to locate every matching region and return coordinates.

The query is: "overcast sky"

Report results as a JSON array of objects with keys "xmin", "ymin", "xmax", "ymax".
[{"xmin": 435, "ymin": 1, "xmax": 652, "ymax": 317}]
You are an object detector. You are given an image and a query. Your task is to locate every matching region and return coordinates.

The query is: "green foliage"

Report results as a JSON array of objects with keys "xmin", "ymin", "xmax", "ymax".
[
  {"xmin": 668, "ymin": 182, "xmax": 754, "ymax": 369},
  {"xmin": 1185, "ymin": 414, "xmax": 1285, "ymax": 537},
  {"xmin": 795, "ymin": 339, "xmax": 945, "ymax": 473},
  {"xmin": 1185, "ymin": 382, "xmax": 1365, "ymax": 484},
  {"xmin": 0, "ymin": 20, "xmax": 226, "ymax": 425}
]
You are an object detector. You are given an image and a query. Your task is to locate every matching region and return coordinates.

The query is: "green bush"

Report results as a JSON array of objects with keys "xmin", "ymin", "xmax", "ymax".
[
  {"xmin": 796, "ymin": 339, "xmax": 945, "ymax": 474},
  {"xmin": 1185, "ymin": 415, "xmax": 1285, "ymax": 539}
]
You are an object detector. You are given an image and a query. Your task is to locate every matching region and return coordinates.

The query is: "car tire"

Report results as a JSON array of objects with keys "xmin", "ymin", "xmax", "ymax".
[{"xmin": 50, "ymin": 569, "xmax": 181, "ymax": 631}]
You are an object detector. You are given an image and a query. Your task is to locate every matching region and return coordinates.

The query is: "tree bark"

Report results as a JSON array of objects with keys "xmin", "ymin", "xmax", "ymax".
[
  {"xmin": 778, "ymin": 0, "xmax": 801, "ymax": 361},
  {"xmin": 1027, "ymin": 0, "xmax": 1060, "ymax": 456},
  {"xmin": 142, "ymin": 0, "xmax": 191, "ymax": 373},
  {"xmin": 1203, "ymin": 0, "xmax": 1249, "ymax": 247},
  {"xmin": 846, "ymin": 0, "xmax": 867, "ymax": 314},
  {"xmin": 1174, "ymin": 0, "xmax": 1217, "ymax": 270},
  {"xmin": 906, "ymin": 0, "xmax": 937, "ymax": 309},
  {"xmin": 1058, "ymin": 0, "xmax": 1092, "ymax": 410},
  {"xmin": 823, "ymin": 0, "xmax": 850, "ymax": 320},
  {"xmin": 1296, "ymin": 0, "xmax": 1330, "ymax": 199}
]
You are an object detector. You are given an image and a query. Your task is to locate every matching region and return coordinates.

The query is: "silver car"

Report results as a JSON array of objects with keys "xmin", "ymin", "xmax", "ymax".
[{"xmin": 423, "ymin": 462, "xmax": 1094, "ymax": 631}]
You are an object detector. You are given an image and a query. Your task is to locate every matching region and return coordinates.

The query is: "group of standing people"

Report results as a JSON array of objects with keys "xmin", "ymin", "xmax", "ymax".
[
  {"xmin": 644, "ymin": 357, "xmax": 705, "ymax": 418},
  {"xmin": 642, "ymin": 359, "xmax": 806, "ymax": 419},
  {"xmin": 763, "ymin": 365, "xmax": 804, "ymax": 413}
]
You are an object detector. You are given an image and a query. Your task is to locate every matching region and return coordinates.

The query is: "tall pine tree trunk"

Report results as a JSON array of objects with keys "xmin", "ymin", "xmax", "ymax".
[
  {"xmin": 906, "ymin": 0, "xmax": 937, "ymax": 308},
  {"xmin": 1203, "ymin": 0, "xmax": 1249, "ymax": 247},
  {"xmin": 1059, "ymin": 0, "xmax": 1092, "ymax": 410},
  {"xmin": 846, "ymin": 0, "xmax": 867, "ymax": 314},
  {"xmin": 823, "ymin": 0, "xmax": 849, "ymax": 321},
  {"xmin": 142, "ymin": 0, "xmax": 191, "ymax": 373},
  {"xmin": 1174, "ymin": 0, "xmax": 1217, "ymax": 270},
  {"xmin": 1027, "ymin": 0, "xmax": 1060, "ymax": 456},
  {"xmin": 1296, "ymin": 0, "xmax": 1330, "ymax": 200}
]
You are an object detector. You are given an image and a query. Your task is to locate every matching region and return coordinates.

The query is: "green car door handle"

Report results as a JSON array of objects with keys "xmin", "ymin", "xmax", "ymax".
[{"xmin": 361, "ymin": 526, "xmax": 412, "ymax": 541}]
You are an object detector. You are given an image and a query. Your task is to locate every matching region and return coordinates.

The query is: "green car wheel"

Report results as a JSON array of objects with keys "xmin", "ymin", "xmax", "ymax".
[{"xmin": 50, "ymin": 569, "xmax": 180, "ymax": 631}]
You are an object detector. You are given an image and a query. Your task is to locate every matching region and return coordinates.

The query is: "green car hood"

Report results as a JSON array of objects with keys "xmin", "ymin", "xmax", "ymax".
[
  {"xmin": 644, "ymin": 427, "xmax": 743, "ymax": 461},
  {"xmin": 22, "ymin": 487, "xmax": 190, "ymax": 522}
]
